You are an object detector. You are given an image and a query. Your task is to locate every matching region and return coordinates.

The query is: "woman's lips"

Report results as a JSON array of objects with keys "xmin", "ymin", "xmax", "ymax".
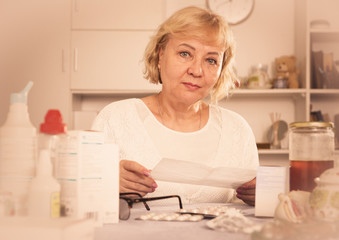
[{"xmin": 183, "ymin": 82, "xmax": 201, "ymax": 90}]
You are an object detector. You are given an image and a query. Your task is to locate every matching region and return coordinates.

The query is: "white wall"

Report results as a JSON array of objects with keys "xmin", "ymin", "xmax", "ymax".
[
  {"xmin": 233, "ymin": 0, "xmax": 295, "ymax": 78},
  {"xmin": 0, "ymin": 0, "xmax": 70, "ymax": 129},
  {"xmin": 0, "ymin": 0, "xmax": 296, "ymax": 130}
]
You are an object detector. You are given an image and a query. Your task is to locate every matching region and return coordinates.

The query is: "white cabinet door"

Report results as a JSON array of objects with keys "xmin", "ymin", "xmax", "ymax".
[
  {"xmin": 71, "ymin": 31, "xmax": 160, "ymax": 91},
  {"xmin": 72, "ymin": 0, "xmax": 165, "ymax": 30}
]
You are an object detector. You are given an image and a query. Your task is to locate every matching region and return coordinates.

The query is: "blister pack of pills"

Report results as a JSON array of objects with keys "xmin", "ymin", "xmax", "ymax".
[
  {"xmin": 178, "ymin": 205, "xmax": 243, "ymax": 219},
  {"xmin": 136, "ymin": 212, "xmax": 204, "ymax": 222},
  {"xmin": 206, "ymin": 210, "xmax": 262, "ymax": 234}
]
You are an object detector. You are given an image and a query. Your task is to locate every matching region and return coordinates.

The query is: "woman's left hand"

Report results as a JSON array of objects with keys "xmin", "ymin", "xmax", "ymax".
[{"xmin": 236, "ymin": 178, "xmax": 256, "ymax": 206}]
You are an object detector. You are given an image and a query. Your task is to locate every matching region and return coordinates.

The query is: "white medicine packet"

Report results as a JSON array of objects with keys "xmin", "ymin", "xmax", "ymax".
[
  {"xmin": 255, "ymin": 166, "xmax": 287, "ymax": 217},
  {"xmin": 151, "ymin": 158, "xmax": 256, "ymax": 189}
]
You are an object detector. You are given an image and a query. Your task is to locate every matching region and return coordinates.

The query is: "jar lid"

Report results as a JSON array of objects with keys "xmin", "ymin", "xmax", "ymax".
[
  {"xmin": 289, "ymin": 121, "xmax": 333, "ymax": 128},
  {"xmin": 316, "ymin": 167, "xmax": 339, "ymax": 184}
]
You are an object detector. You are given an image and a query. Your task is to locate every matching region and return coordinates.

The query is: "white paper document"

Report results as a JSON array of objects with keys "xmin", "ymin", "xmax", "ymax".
[{"xmin": 151, "ymin": 158, "xmax": 257, "ymax": 189}]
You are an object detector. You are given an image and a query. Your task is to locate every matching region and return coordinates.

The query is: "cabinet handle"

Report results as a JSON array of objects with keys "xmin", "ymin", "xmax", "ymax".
[
  {"xmin": 74, "ymin": 48, "xmax": 78, "ymax": 72},
  {"xmin": 74, "ymin": 0, "xmax": 79, "ymax": 12},
  {"xmin": 62, "ymin": 49, "xmax": 65, "ymax": 72}
]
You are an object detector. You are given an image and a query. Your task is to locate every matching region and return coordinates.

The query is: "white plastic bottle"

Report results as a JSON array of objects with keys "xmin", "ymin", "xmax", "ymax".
[
  {"xmin": 0, "ymin": 81, "xmax": 36, "ymax": 177},
  {"xmin": 0, "ymin": 81, "xmax": 36, "ymax": 215},
  {"xmin": 39, "ymin": 109, "xmax": 67, "ymax": 177},
  {"xmin": 28, "ymin": 149, "xmax": 61, "ymax": 218}
]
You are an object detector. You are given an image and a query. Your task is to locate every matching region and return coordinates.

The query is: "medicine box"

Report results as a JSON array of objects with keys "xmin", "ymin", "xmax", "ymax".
[
  {"xmin": 55, "ymin": 130, "xmax": 119, "ymax": 225},
  {"xmin": 255, "ymin": 166, "xmax": 287, "ymax": 217}
]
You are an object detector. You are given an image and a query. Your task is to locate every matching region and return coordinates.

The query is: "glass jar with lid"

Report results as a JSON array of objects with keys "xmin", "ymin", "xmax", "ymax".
[
  {"xmin": 246, "ymin": 63, "xmax": 271, "ymax": 89},
  {"xmin": 289, "ymin": 121, "xmax": 335, "ymax": 192}
]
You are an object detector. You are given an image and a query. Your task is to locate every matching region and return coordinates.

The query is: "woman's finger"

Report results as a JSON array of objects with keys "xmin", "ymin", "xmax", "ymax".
[
  {"xmin": 120, "ymin": 166, "xmax": 155, "ymax": 188},
  {"xmin": 119, "ymin": 160, "xmax": 157, "ymax": 194},
  {"xmin": 236, "ymin": 193, "xmax": 255, "ymax": 206},
  {"xmin": 121, "ymin": 160, "xmax": 150, "ymax": 176},
  {"xmin": 238, "ymin": 178, "xmax": 256, "ymax": 189},
  {"xmin": 236, "ymin": 188, "xmax": 255, "ymax": 195},
  {"xmin": 236, "ymin": 178, "xmax": 256, "ymax": 206},
  {"xmin": 120, "ymin": 161, "xmax": 156, "ymax": 188}
]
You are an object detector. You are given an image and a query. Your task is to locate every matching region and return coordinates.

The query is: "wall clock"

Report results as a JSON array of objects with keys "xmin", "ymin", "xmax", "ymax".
[{"xmin": 207, "ymin": 0, "xmax": 255, "ymax": 25}]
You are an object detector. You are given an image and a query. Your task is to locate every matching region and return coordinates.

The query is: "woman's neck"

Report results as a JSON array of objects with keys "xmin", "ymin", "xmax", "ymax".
[{"xmin": 156, "ymin": 92, "xmax": 204, "ymax": 132}]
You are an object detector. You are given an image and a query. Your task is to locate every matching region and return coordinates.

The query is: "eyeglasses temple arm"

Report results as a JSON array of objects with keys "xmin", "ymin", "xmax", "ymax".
[
  {"xmin": 142, "ymin": 201, "xmax": 151, "ymax": 211},
  {"xmin": 137, "ymin": 195, "xmax": 183, "ymax": 209}
]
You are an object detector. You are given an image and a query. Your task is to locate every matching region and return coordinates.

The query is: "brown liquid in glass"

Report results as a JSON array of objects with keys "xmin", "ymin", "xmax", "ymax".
[{"xmin": 290, "ymin": 160, "xmax": 334, "ymax": 192}]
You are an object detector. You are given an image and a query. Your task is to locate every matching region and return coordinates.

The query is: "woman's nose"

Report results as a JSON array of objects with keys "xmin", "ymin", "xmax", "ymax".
[{"xmin": 188, "ymin": 58, "xmax": 202, "ymax": 77}]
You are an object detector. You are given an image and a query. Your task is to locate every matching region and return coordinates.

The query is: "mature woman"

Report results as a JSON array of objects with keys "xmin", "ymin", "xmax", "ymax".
[{"xmin": 92, "ymin": 6, "xmax": 259, "ymax": 206}]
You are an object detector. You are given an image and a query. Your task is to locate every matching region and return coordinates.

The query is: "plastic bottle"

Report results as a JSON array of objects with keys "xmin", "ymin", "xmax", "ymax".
[
  {"xmin": 0, "ymin": 81, "xmax": 36, "ymax": 215},
  {"xmin": 28, "ymin": 149, "xmax": 61, "ymax": 218},
  {"xmin": 39, "ymin": 109, "xmax": 67, "ymax": 176},
  {"xmin": 0, "ymin": 81, "xmax": 36, "ymax": 177}
]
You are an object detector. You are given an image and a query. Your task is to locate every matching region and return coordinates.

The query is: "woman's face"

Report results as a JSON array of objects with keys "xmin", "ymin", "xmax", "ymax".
[{"xmin": 158, "ymin": 36, "xmax": 224, "ymax": 105}]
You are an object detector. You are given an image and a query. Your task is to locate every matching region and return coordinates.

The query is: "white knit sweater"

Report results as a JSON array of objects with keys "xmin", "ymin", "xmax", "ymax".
[{"xmin": 91, "ymin": 98, "xmax": 259, "ymax": 204}]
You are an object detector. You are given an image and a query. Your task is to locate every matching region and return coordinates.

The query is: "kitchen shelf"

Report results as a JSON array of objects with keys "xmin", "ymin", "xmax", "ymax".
[
  {"xmin": 232, "ymin": 88, "xmax": 306, "ymax": 97},
  {"xmin": 310, "ymin": 28, "xmax": 339, "ymax": 33},
  {"xmin": 258, "ymin": 149, "xmax": 289, "ymax": 155},
  {"xmin": 310, "ymin": 29, "xmax": 339, "ymax": 42},
  {"xmin": 310, "ymin": 89, "xmax": 339, "ymax": 94}
]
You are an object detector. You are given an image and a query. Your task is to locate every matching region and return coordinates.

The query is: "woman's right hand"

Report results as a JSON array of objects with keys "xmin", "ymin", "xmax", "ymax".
[{"xmin": 119, "ymin": 160, "xmax": 158, "ymax": 197}]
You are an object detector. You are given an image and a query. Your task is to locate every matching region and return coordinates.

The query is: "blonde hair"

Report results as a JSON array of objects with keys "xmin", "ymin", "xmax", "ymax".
[{"xmin": 143, "ymin": 6, "xmax": 238, "ymax": 103}]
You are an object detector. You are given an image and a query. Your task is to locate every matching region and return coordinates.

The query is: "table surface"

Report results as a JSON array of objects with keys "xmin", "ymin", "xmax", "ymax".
[{"xmin": 94, "ymin": 202, "xmax": 271, "ymax": 240}]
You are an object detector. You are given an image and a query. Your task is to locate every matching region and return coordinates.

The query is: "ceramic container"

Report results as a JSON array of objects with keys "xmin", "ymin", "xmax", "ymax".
[{"xmin": 309, "ymin": 167, "xmax": 339, "ymax": 221}]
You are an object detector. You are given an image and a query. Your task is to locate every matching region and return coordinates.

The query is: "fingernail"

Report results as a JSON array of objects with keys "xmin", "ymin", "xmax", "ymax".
[
  {"xmin": 143, "ymin": 171, "xmax": 150, "ymax": 177},
  {"xmin": 151, "ymin": 188, "xmax": 155, "ymax": 192},
  {"xmin": 152, "ymin": 182, "xmax": 158, "ymax": 188}
]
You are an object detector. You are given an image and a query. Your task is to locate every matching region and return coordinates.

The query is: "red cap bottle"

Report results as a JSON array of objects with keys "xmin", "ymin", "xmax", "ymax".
[{"xmin": 40, "ymin": 109, "xmax": 67, "ymax": 134}]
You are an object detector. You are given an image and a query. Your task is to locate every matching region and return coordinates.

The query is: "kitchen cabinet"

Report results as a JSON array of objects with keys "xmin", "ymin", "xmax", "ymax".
[
  {"xmin": 71, "ymin": 0, "xmax": 165, "ymax": 30},
  {"xmin": 307, "ymin": 0, "xmax": 339, "ymax": 122},
  {"xmin": 306, "ymin": 0, "xmax": 339, "ymax": 154},
  {"xmin": 69, "ymin": 0, "xmax": 165, "ymax": 131},
  {"xmin": 71, "ymin": 31, "xmax": 160, "ymax": 92},
  {"xmin": 308, "ymin": 28, "xmax": 339, "ymax": 123},
  {"xmin": 70, "ymin": 0, "xmax": 165, "ymax": 91}
]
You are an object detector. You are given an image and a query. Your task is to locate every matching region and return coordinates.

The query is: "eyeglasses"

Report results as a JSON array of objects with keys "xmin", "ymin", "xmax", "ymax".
[{"xmin": 119, "ymin": 192, "xmax": 183, "ymax": 220}]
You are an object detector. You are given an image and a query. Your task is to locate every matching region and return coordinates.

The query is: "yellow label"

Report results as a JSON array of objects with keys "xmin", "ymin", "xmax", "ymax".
[{"xmin": 51, "ymin": 192, "xmax": 60, "ymax": 218}]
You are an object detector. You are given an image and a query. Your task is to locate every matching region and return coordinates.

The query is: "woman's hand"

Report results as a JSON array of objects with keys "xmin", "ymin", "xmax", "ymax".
[
  {"xmin": 119, "ymin": 160, "xmax": 158, "ymax": 197},
  {"xmin": 236, "ymin": 178, "xmax": 256, "ymax": 206}
]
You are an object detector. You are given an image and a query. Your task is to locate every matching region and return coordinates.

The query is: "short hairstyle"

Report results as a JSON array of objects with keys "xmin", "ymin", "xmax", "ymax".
[{"xmin": 143, "ymin": 6, "xmax": 238, "ymax": 102}]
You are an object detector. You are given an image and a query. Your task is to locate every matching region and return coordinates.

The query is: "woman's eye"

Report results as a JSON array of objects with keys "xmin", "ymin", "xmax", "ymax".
[
  {"xmin": 207, "ymin": 58, "xmax": 217, "ymax": 65},
  {"xmin": 179, "ymin": 51, "xmax": 190, "ymax": 58}
]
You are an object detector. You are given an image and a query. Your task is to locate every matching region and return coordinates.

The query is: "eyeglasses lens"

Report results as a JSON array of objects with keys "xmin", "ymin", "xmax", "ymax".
[{"xmin": 119, "ymin": 198, "xmax": 130, "ymax": 220}]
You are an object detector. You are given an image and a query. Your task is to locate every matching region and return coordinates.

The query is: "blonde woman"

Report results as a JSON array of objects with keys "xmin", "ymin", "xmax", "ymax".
[{"xmin": 92, "ymin": 6, "xmax": 258, "ymax": 206}]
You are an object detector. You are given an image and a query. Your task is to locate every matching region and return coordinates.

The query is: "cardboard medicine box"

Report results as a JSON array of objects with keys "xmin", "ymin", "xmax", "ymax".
[{"xmin": 55, "ymin": 130, "xmax": 119, "ymax": 225}]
